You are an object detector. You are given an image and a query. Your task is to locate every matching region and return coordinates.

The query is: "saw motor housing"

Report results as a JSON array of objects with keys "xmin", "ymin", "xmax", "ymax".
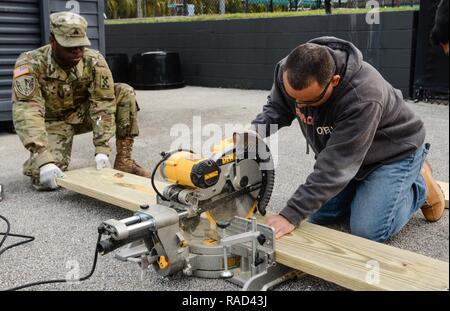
[{"xmin": 160, "ymin": 151, "xmax": 221, "ymax": 189}]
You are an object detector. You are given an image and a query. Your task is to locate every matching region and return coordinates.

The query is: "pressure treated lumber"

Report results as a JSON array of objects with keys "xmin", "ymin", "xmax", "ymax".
[
  {"xmin": 437, "ymin": 181, "xmax": 449, "ymax": 209},
  {"xmin": 58, "ymin": 168, "xmax": 449, "ymax": 291},
  {"xmin": 271, "ymin": 220, "xmax": 448, "ymax": 291},
  {"xmin": 58, "ymin": 167, "xmax": 165, "ymax": 211}
]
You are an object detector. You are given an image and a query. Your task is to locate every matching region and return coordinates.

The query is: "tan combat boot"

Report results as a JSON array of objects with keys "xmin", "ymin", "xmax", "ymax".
[
  {"xmin": 420, "ymin": 160, "xmax": 445, "ymax": 222},
  {"xmin": 114, "ymin": 137, "xmax": 151, "ymax": 178}
]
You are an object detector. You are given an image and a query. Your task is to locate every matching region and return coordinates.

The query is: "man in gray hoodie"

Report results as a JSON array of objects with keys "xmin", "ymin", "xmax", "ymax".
[{"xmin": 251, "ymin": 37, "xmax": 446, "ymax": 242}]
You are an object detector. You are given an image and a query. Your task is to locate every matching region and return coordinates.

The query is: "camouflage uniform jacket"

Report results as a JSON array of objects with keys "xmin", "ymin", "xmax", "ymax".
[{"xmin": 12, "ymin": 45, "xmax": 116, "ymax": 168}]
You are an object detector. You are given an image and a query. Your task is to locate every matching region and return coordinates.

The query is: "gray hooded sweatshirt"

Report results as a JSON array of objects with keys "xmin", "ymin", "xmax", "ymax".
[{"xmin": 251, "ymin": 37, "xmax": 425, "ymax": 226}]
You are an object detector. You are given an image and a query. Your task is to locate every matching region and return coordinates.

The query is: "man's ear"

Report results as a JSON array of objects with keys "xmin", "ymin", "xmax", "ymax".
[
  {"xmin": 332, "ymin": 75, "xmax": 341, "ymax": 87},
  {"xmin": 49, "ymin": 34, "xmax": 56, "ymax": 48},
  {"xmin": 440, "ymin": 42, "xmax": 449, "ymax": 56}
]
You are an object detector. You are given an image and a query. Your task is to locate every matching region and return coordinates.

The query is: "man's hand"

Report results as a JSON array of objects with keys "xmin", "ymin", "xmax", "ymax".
[
  {"xmin": 266, "ymin": 215, "xmax": 296, "ymax": 239},
  {"xmin": 39, "ymin": 163, "xmax": 65, "ymax": 190},
  {"xmin": 95, "ymin": 153, "xmax": 111, "ymax": 170}
]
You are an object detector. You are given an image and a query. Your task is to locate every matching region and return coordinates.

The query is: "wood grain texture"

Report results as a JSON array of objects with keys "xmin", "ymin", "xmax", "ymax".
[
  {"xmin": 57, "ymin": 167, "xmax": 163, "ymax": 211},
  {"xmin": 437, "ymin": 181, "xmax": 449, "ymax": 209},
  {"xmin": 58, "ymin": 168, "xmax": 449, "ymax": 291},
  {"xmin": 272, "ymin": 220, "xmax": 448, "ymax": 291}
]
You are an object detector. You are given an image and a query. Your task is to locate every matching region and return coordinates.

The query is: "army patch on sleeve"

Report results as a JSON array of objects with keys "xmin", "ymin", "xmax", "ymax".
[
  {"xmin": 14, "ymin": 75, "xmax": 36, "ymax": 97},
  {"xmin": 13, "ymin": 65, "xmax": 30, "ymax": 78},
  {"xmin": 101, "ymin": 74, "xmax": 111, "ymax": 89}
]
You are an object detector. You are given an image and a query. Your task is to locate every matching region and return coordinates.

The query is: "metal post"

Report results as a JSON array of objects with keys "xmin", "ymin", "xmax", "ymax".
[
  {"xmin": 183, "ymin": 0, "xmax": 188, "ymax": 16},
  {"xmin": 325, "ymin": 0, "xmax": 332, "ymax": 14},
  {"xmin": 221, "ymin": 247, "xmax": 234, "ymax": 278},
  {"xmin": 219, "ymin": 0, "xmax": 225, "ymax": 14},
  {"xmin": 143, "ymin": 0, "xmax": 147, "ymax": 17},
  {"xmin": 137, "ymin": 0, "xmax": 143, "ymax": 18},
  {"xmin": 251, "ymin": 217, "xmax": 258, "ymax": 275}
]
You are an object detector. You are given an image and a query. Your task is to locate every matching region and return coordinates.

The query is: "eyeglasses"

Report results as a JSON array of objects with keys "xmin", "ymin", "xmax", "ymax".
[{"xmin": 294, "ymin": 75, "xmax": 334, "ymax": 106}]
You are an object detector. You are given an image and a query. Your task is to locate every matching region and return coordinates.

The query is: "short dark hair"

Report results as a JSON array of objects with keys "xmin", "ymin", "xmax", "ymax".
[
  {"xmin": 283, "ymin": 43, "xmax": 335, "ymax": 90},
  {"xmin": 430, "ymin": 0, "xmax": 449, "ymax": 46}
]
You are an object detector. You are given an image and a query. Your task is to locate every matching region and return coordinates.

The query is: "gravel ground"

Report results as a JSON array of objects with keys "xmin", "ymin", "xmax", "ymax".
[{"xmin": 0, "ymin": 86, "xmax": 448, "ymax": 291}]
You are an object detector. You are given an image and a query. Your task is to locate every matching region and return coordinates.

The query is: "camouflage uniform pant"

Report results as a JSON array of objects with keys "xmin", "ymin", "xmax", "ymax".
[{"xmin": 24, "ymin": 83, "xmax": 140, "ymax": 180}]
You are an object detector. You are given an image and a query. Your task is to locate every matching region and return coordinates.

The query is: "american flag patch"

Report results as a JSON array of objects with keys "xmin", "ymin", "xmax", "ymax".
[{"xmin": 13, "ymin": 65, "xmax": 30, "ymax": 78}]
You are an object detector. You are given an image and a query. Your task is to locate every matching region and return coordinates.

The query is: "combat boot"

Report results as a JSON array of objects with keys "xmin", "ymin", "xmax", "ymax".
[{"xmin": 114, "ymin": 137, "xmax": 151, "ymax": 178}]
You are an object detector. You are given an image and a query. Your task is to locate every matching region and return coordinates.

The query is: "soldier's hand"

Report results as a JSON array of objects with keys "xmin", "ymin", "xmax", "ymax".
[
  {"xmin": 95, "ymin": 153, "xmax": 111, "ymax": 170},
  {"xmin": 39, "ymin": 164, "xmax": 65, "ymax": 190},
  {"xmin": 265, "ymin": 215, "xmax": 296, "ymax": 239}
]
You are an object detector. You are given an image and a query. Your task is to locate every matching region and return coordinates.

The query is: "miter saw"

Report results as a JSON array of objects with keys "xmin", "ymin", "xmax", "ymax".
[{"xmin": 97, "ymin": 131, "xmax": 300, "ymax": 290}]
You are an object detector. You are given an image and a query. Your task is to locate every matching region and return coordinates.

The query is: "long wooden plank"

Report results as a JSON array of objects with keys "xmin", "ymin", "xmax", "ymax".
[
  {"xmin": 58, "ymin": 167, "xmax": 165, "ymax": 211},
  {"xmin": 273, "ymin": 221, "xmax": 448, "ymax": 291},
  {"xmin": 437, "ymin": 181, "xmax": 449, "ymax": 209},
  {"xmin": 58, "ymin": 168, "xmax": 449, "ymax": 291}
]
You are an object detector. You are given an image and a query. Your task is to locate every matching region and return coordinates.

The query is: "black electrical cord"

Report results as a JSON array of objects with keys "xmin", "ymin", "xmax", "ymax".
[
  {"xmin": 151, "ymin": 153, "xmax": 171, "ymax": 201},
  {"xmin": 0, "ymin": 188, "xmax": 35, "ymax": 257},
  {"xmin": 0, "ymin": 215, "xmax": 35, "ymax": 257},
  {"xmin": 151, "ymin": 149, "xmax": 195, "ymax": 201},
  {"xmin": 0, "ymin": 218, "xmax": 102, "ymax": 291}
]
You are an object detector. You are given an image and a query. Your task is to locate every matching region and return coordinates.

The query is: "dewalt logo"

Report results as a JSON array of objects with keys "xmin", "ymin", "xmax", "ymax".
[{"xmin": 221, "ymin": 154, "xmax": 236, "ymax": 165}]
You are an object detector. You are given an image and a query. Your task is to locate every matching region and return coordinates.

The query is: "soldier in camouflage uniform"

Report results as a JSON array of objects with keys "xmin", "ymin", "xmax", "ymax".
[{"xmin": 12, "ymin": 12, "xmax": 150, "ymax": 190}]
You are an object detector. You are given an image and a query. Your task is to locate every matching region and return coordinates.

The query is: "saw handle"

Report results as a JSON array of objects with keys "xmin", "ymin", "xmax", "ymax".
[{"xmin": 97, "ymin": 237, "xmax": 132, "ymax": 255}]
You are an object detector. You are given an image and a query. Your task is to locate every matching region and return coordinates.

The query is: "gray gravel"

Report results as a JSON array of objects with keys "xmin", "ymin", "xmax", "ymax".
[{"xmin": 0, "ymin": 86, "xmax": 448, "ymax": 291}]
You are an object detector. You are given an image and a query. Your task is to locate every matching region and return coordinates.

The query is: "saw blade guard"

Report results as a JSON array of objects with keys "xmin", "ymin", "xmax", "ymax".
[{"xmin": 229, "ymin": 130, "xmax": 275, "ymax": 216}]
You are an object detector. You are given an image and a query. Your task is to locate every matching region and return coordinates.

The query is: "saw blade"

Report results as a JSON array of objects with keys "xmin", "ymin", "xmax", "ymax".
[
  {"xmin": 206, "ymin": 193, "xmax": 257, "ymax": 225},
  {"xmin": 205, "ymin": 159, "xmax": 262, "ymax": 225}
]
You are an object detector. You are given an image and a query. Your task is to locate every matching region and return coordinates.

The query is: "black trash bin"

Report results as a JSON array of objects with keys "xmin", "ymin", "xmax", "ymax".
[
  {"xmin": 106, "ymin": 54, "xmax": 130, "ymax": 83},
  {"xmin": 130, "ymin": 51, "xmax": 185, "ymax": 90}
]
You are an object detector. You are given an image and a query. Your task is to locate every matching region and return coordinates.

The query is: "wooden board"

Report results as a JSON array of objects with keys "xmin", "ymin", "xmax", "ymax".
[
  {"xmin": 272, "ymin": 220, "xmax": 448, "ymax": 291},
  {"xmin": 58, "ymin": 168, "xmax": 449, "ymax": 291},
  {"xmin": 437, "ymin": 181, "xmax": 449, "ymax": 209},
  {"xmin": 58, "ymin": 167, "xmax": 165, "ymax": 211}
]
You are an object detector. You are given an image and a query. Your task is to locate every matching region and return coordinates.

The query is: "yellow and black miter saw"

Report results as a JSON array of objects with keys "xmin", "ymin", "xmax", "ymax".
[{"xmin": 97, "ymin": 132, "xmax": 299, "ymax": 290}]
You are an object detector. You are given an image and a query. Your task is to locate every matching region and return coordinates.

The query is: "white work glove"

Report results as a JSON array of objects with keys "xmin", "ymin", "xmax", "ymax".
[
  {"xmin": 95, "ymin": 153, "xmax": 111, "ymax": 170},
  {"xmin": 39, "ymin": 164, "xmax": 65, "ymax": 190}
]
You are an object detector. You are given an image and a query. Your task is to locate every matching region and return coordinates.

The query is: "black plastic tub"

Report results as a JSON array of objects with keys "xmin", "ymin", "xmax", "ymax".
[
  {"xmin": 130, "ymin": 51, "xmax": 185, "ymax": 90},
  {"xmin": 106, "ymin": 53, "xmax": 130, "ymax": 83}
]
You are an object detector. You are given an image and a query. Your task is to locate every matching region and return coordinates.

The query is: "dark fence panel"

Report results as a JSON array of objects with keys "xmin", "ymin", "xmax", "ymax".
[
  {"xmin": 413, "ymin": 0, "xmax": 449, "ymax": 102},
  {"xmin": 106, "ymin": 10, "xmax": 418, "ymax": 96}
]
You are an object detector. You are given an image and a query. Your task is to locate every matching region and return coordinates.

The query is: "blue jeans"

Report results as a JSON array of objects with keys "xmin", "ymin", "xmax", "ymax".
[{"xmin": 309, "ymin": 144, "xmax": 428, "ymax": 242}]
